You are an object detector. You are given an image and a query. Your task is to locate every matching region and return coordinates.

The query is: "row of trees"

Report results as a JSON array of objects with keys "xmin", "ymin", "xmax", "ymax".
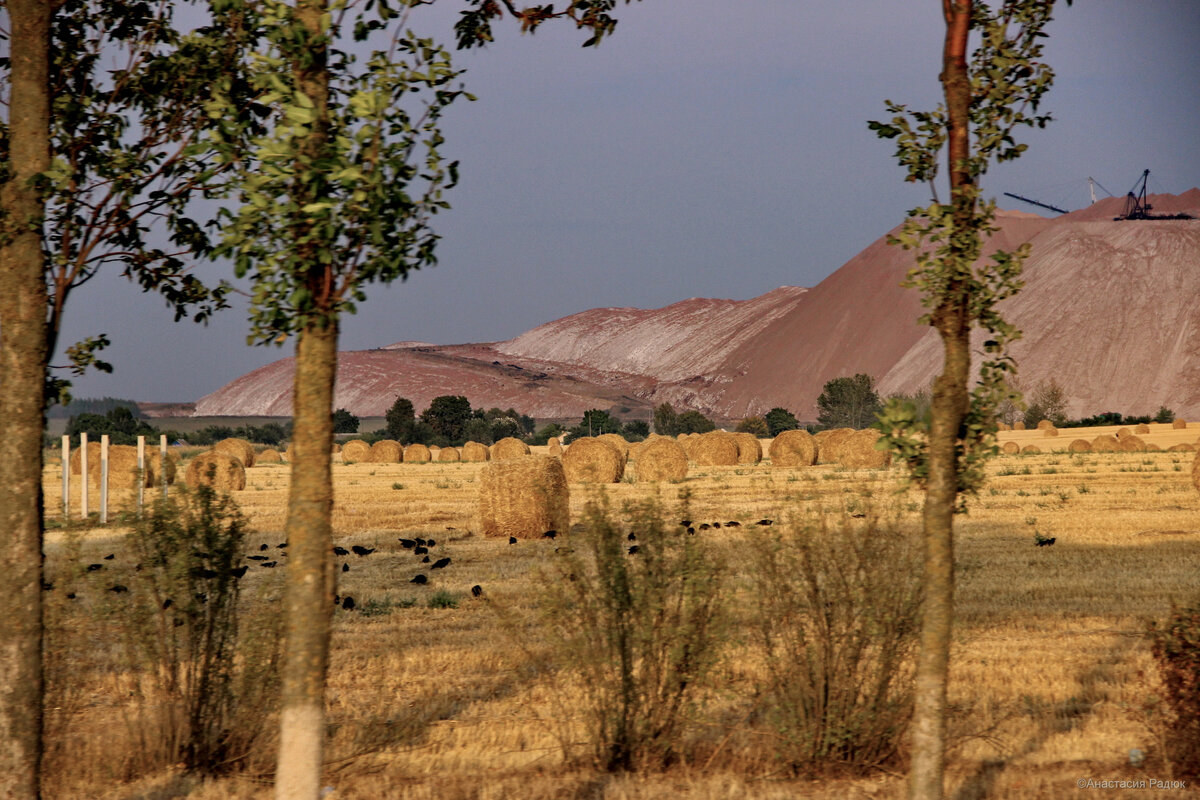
[{"xmin": 380, "ymin": 395, "xmax": 534, "ymax": 447}]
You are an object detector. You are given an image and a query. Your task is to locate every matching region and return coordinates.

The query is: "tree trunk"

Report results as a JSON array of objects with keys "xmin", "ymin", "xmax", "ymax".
[
  {"xmin": 908, "ymin": 3, "xmax": 972, "ymax": 800},
  {"xmin": 274, "ymin": 320, "xmax": 337, "ymax": 800},
  {"xmin": 0, "ymin": 2, "xmax": 51, "ymax": 798},
  {"xmin": 275, "ymin": 2, "xmax": 334, "ymax": 798}
]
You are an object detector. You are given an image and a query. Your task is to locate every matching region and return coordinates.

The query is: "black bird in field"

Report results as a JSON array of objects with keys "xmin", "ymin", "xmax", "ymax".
[
  {"xmin": 161, "ymin": 598, "xmax": 172, "ymax": 610},
  {"xmin": 341, "ymin": 596, "xmax": 356, "ymax": 611},
  {"xmin": 627, "ymin": 545, "xmax": 640, "ymax": 555},
  {"xmin": 86, "ymin": 563, "xmax": 103, "ymax": 572},
  {"xmin": 679, "ymin": 520, "xmax": 692, "ymax": 527},
  {"xmin": 261, "ymin": 561, "xmax": 278, "ymax": 568},
  {"xmin": 726, "ymin": 521, "xmax": 740, "ymax": 527},
  {"xmin": 627, "ymin": 532, "xmax": 637, "ymax": 541},
  {"xmin": 686, "ymin": 527, "xmax": 696, "ymax": 535},
  {"xmin": 431, "ymin": 557, "xmax": 451, "ymax": 570},
  {"xmin": 411, "ymin": 574, "xmax": 428, "ymax": 584},
  {"xmin": 756, "ymin": 519, "xmax": 774, "ymax": 527},
  {"xmin": 260, "ymin": 543, "xmax": 270, "ymax": 551},
  {"xmin": 698, "ymin": 523, "xmax": 711, "ymax": 531},
  {"xmin": 109, "ymin": 584, "xmax": 129, "ymax": 594},
  {"xmin": 190, "ymin": 567, "xmax": 219, "ymax": 579},
  {"xmin": 351, "ymin": 545, "xmax": 375, "ymax": 557},
  {"xmin": 103, "ymin": 553, "xmax": 115, "ymax": 560},
  {"xmin": 342, "ymin": 563, "xmax": 349, "ymax": 572},
  {"xmin": 399, "ymin": 538, "xmax": 416, "ymax": 549},
  {"xmin": 247, "ymin": 555, "xmax": 269, "ymax": 561},
  {"xmin": 229, "ymin": 566, "xmax": 249, "ymax": 579},
  {"xmin": 471, "ymin": 584, "xmax": 483, "ymax": 598},
  {"xmin": 426, "ymin": 538, "xmax": 436, "ymax": 547},
  {"xmin": 413, "ymin": 546, "xmax": 428, "ymax": 555},
  {"xmin": 1035, "ymin": 537, "xmax": 1057, "ymax": 547},
  {"xmin": 509, "ymin": 536, "xmax": 518, "ymax": 545},
  {"xmin": 415, "ymin": 537, "xmax": 427, "ymax": 547},
  {"xmin": 277, "ymin": 542, "xmax": 288, "ymax": 549},
  {"xmin": 711, "ymin": 522, "xmax": 722, "ymax": 528},
  {"xmin": 543, "ymin": 530, "xmax": 558, "ymax": 540},
  {"xmin": 66, "ymin": 593, "xmax": 76, "ymax": 600},
  {"xmin": 422, "ymin": 556, "xmax": 431, "ymax": 563},
  {"xmin": 333, "ymin": 546, "xmax": 349, "ymax": 556}
]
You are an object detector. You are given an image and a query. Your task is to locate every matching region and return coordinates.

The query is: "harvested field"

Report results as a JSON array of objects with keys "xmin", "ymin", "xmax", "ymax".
[{"xmin": 37, "ymin": 427, "xmax": 1200, "ymax": 800}]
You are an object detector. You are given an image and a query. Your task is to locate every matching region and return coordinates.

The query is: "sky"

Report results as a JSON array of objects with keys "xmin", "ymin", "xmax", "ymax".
[{"xmin": 53, "ymin": 0, "xmax": 1200, "ymax": 404}]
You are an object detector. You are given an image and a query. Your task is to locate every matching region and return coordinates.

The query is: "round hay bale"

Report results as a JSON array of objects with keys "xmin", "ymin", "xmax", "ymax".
[
  {"xmin": 1067, "ymin": 439, "xmax": 1091, "ymax": 453},
  {"xmin": 1036, "ymin": 419, "xmax": 1054, "ymax": 431},
  {"xmin": 1168, "ymin": 442, "xmax": 1194, "ymax": 452},
  {"xmin": 461, "ymin": 441, "xmax": 490, "ymax": 462},
  {"xmin": 1042, "ymin": 425, "xmax": 1059, "ymax": 438},
  {"xmin": 635, "ymin": 438, "xmax": 688, "ymax": 482},
  {"xmin": 404, "ymin": 443, "xmax": 432, "ymax": 463},
  {"xmin": 257, "ymin": 448, "xmax": 283, "ymax": 463},
  {"xmin": 283, "ymin": 444, "xmax": 293, "ymax": 461},
  {"xmin": 490, "ymin": 437, "xmax": 530, "ymax": 461},
  {"xmin": 1001, "ymin": 441, "xmax": 1020, "ymax": 455},
  {"xmin": 479, "ymin": 455, "xmax": 569, "ymax": 539},
  {"xmin": 597, "ymin": 433, "xmax": 631, "ymax": 459},
  {"xmin": 814, "ymin": 428, "xmax": 855, "ymax": 465},
  {"xmin": 1115, "ymin": 427, "xmax": 1132, "ymax": 440},
  {"xmin": 1091, "ymin": 435, "xmax": 1120, "ymax": 452},
  {"xmin": 1172, "ymin": 418, "xmax": 1187, "ymax": 430},
  {"xmin": 70, "ymin": 443, "xmax": 156, "ymax": 489},
  {"xmin": 675, "ymin": 433, "xmax": 689, "ymax": 442},
  {"xmin": 691, "ymin": 432, "xmax": 739, "ymax": 467},
  {"xmin": 1013, "ymin": 420, "xmax": 1026, "ymax": 431},
  {"xmin": 1021, "ymin": 445, "xmax": 1041, "ymax": 455},
  {"xmin": 731, "ymin": 432, "xmax": 762, "ymax": 465},
  {"xmin": 1119, "ymin": 435, "xmax": 1147, "ymax": 452},
  {"xmin": 1135, "ymin": 423, "xmax": 1150, "ymax": 434},
  {"xmin": 770, "ymin": 430, "xmax": 818, "ymax": 467},
  {"xmin": 213, "ymin": 437, "xmax": 255, "ymax": 468},
  {"xmin": 1145, "ymin": 442, "xmax": 1161, "ymax": 451},
  {"xmin": 997, "ymin": 422, "xmax": 1011, "ymax": 431},
  {"xmin": 547, "ymin": 438, "xmax": 563, "ymax": 456},
  {"xmin": 561, "ymin": 437, "xmax": 625, "ymax": 483},
  {"xmin": 369, "ymin": 439, "xmax": 403, "ymax": 463},
  {"xmin": 147, "ymin": 449, "xmax": 179, "ymax": 484},
  {"xmin": 184, "ymin": 450, "xmax": 246, "ymax": 491},
  {"xmin": 438, "ymin": 446, "xmax": 461, "ymax": 463},
  {"xmin": 838, "ymin": 429, "xmax": 890, "ymax": 468},
  {"xmin": 340, "ymin": 439, "xmax": 371, "ymax": 463}
]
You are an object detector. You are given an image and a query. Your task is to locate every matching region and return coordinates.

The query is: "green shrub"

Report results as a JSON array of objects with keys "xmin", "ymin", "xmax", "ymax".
[
  {"xmin": 539, "ymin": 497, "xmax": 725, "ymax": 771},
  {"xmin": 427, "ymin": 590, "xmax": 458, "ymax": 609},
  {"xmin": 750, "ymin": 510, "xmax": 921, "ymax": 775},
  {"xmin": 1148, "ymin": 603, "xmax": 1200, "ymax": 779}
]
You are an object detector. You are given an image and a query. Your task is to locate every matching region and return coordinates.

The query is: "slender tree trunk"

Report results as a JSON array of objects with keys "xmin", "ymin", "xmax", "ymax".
[
  {"xmin": 275, "ymin": 320, "xmax": 337, "ymax": 800},
  {"xmin": 275, "ymin": 2, "xmax": 335, "ymax": 798},
  {"xmin": 0, "ymin": 2, "xmax": 51, "ymax": 798},
  {"xmin": 908, "ymin": 3, "xmax": 972, "ymax": 800}
]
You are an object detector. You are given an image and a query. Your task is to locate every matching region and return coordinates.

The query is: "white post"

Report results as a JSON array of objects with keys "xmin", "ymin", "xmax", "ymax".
[
  {"xmin": 137, "ymin": 435, "xmax": 145, "ymax": 516},
  {"xmin": 61, "ymin": 435, "xmax": 69, "ymax": 521},
  {"xmin": 160, "ymin": 434, "xmax": 169, "ymax": 499},
  {"xmin": 100, "ymin": 434, "xmax": 109, "ymax": 525},
  {"xmin": 80, "ymin": 432, "xmax": 89, "ymax": 519}
]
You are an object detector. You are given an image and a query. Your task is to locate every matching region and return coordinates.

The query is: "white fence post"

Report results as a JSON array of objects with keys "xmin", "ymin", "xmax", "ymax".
[
  {"xmin": 137, "ymin": 435, "xmax": 145, "ymax": 516},
  {"xmin": 160, "ymin": 434, "xmax": 169, "ymax": 499},
  {"xmin": 80, "ymin": 432, "xmax": 88, "ymax": 519},
  {"xmin": 61, "ymin": 435, "xmax": 69, "ymax": 521},
  {"xmin": 100, "ymin": 434, "xmax": 109, "ymax": 525}
]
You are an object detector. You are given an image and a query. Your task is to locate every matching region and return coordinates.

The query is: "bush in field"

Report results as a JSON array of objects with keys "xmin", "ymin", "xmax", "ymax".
[
  {"xmin": 750, "ymin": 510, "xmax": 922, "ymax": 775},
  {"xmin": 538, "ymin": 498, "xmax": 725, "ymax": 771},
  {"xmin": 675, "ymin": 409, "xmax": 715, "ymax": 434},
  {"xmin": 332, "ymin": 407, "xmax": 359, "ymax": 433},
  {"xmin": 736, "ymin": 416, "xmax": 769, "ymax": 437},
  {"xmin": 653, "ymin": 403, "xmax": 679, "ymax": 436},
  {"xmin": 1148, "ymin": 603, "xmax": 1200, "ymax": 779},
  {"xmin": 124, "ymin": 486, "xmax": 279, "ymax": 776},
  {"xmin": 764, "ymin": 407, "xmax": 800, "ymax": 437}
]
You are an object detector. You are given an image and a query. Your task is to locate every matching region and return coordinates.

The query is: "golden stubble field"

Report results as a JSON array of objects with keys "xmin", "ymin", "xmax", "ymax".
[{"xmin": 39, "ymin": 423, "xmax": 1200, "ymax": 800}]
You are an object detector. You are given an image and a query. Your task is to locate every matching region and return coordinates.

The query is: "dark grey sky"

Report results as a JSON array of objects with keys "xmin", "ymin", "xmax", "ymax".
[{"xmin": 56, "ymin": 1, "xmax": 1200, "ymax": 404}]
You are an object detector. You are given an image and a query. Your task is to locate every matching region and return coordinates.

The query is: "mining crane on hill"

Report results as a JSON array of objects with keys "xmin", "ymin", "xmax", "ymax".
[
  {"xmin": 1115, "ymin": 169, "xmax": 1194, "ymax": 220},
  {"xmin": 1002, "ymin": 191, "xmax": 1069, "ymax": 215}
]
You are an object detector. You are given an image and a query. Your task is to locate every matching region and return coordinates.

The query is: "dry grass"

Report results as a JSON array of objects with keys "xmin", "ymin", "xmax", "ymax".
[{"xmin": 37, "ymin": 431, "xmax": 1200, "ymax": 799}]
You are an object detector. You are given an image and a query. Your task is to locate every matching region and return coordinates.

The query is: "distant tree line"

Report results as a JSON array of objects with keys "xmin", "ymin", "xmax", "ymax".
[
  {"xmin": 47, "ymin": 396, "xmax": 144, "ymax": 419},
  {"xmin": 372, "ymin": 395, "xmax": 536, "ymax": 448}
]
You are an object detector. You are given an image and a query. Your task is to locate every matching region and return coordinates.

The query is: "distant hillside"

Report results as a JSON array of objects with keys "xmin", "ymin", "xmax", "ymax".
[{"xmin": 196, "ymin": 190, "xmax": 1200, "ymax": 422}]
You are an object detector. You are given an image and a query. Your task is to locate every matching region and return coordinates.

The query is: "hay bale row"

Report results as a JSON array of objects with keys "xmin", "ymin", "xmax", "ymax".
[
  {"xmin": 1042, "ymin": 425, "xmax": 1059, "ymax": 438},
  {"xmin": 769, "ymin": 430, "xmax": 817, "ymax": 467},
  {"xmin": 635, "ymin": 437, "xmax": 688, "ymax": 482},
  {"xmin": 1001, "ymin": 441, "xmax": 1020, "ymax": 455},
  {"xmin": 1091, "ymin": 435, "xmax": 1120, "ymax": 452},
  {"xmin": 1173, "ymin": 418, "xmax": 1188, "ymax": 430},
  {"xmin": 547, "ymin": 438, "xmax": 563, "ymax": 456},
  {"xmin": 1013, "ymin": 421, "xmax": 1026, "ymax": 431},
  {"xmin": 184, "ymin": 450, "xmax": 246, "ymax": 491},
  {"xmin": 1168, "ymin": 442, "xmax": 1195, "ymax": 453},
  {"xmin": 213, "ymin": 437, "xmax": 256, "ymax": 468},
  {"xmin": 690, "ymin": 432, "xmax": 739, "ymax": 467},
  {"xmin": 479, "ymin": 455, "xmax": 569, "ymax": 539},
  {"xmin": 438, "ymin": 446, "xmax": 461, "ymax": 463},
  {"xmin": 404, "ymin": 443, "xmax": 431, "ymax": 463},
  {"xmin": 597, "ymin": 433, "xmax": 631, "ymax": 459},
  {"xmin": 370, "ymin": 439, "xmax": 403, "ymax": 463},
  {"xmin": 562, "ymin": 437, "xmax": 625, "ymax": 483},
  {"xmin": 491, "ymin": 437, "xmax": 530, "ymax": 461},
  {"xmin": 814, "ymin": 428, "xmax": 855, "ymax": 465},
  {"xmin": 838, "ymin": 429, "xmax": 890, "ymax": 468},
  {"xmin": 462, "ymin": 441, "xmax": 490, "ymax": 462},
  {"xmin": 257, "ymin": 448, "xmax": 283, "ymax": 463},
  {"xmin": 1134, "ymin": 423, "xmax": 1150, "ymax": 434},
  {"xmin": 341, "ymin": 439, "xmax": 371, "ymax": 463},
  {"xmin": 731, "ymin": 432, "xmax": 762, "ymax": 465},
  {"xmin": 70, "ymin": 443, "xmax": 157, "ymax": 489},
  {"xmin": 1022, "ymin": 445, "xmax": 1041, "ymax": 454},
  {"xmin": 1068, "ymin": 439, "xmax": 1091, "ymax": 453}
]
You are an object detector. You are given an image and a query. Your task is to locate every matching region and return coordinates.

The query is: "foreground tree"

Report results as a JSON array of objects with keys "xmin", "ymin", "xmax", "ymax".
[{"xmin": 870, "ymin": 2, "xmax": 1067, "ymax": 798}]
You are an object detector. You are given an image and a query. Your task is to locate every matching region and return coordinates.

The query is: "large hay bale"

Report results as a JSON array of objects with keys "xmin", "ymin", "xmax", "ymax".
[
  {"xmin": 597, "ymin": 433, "xmax": 631, "ymax": 459},
  {"xmin": 1091, "ymin": 435, "xmax": 1120, "ymax": 452},
  {"xmin": 1013, "ymin": 420, "xmax": 1026, "ymax": 431},
  {"xmin": 147, "ymin": 449, "xmax": 178, "ymax": 484},
  {"xmin": 369, "ymin": 440, "xmax": 403, "ymax": 463},
  {"xmin": 185, "ymin": 451, "xmax": 246, "ymax": 491},
  {"xmin": 1001, "ymin": 441, "xmax": 1020, "ymax": 455},
  {"xmin": 340, "ymin": 439, "xmax": 371, "ymax": 463},
  {"xmin": 461, "ymin": 441, "xmax": 490, "ymax": 462},
  {"xmin": 1134, "ymin": 423, "xmax": 1150, "ymax": 434},
  {"xmin": 1145, "ymin": 443, "xmax": 1161, "ymax": 452},
  {"xmin": 1036, "ymin": 419, "xmax": 1053, "ymax": 431},
  {"xmin": 1115, "ymin": 427, "xmax": 1132, "ymax": 440},
  {"xmin": 997, "ymin": 422, "xmax": 1011, "ymax": 431},
  {"xmin": 635, "ymin": 438, "xmax": 688, "ymax": 482},
  {"xmin": 70, "ymin": 443, "xmax": 156, "ymax": 489},
  {"xmin": 769, "ymin": 430, "xmax": 818, "ymax": 467},
  {"xmin": 561, "ymin": 437, "xmax": 625, "ymax": 483},
  {"xmin": 691, "ymin": 432, "xmax": 740, "ymax": 467},
  {"xmin": 1067, "ymin": 439, "xmax": 1092, "ymax": 453},
  {"xmin": 838, "ymin": 429, "xmax": 890, "ymax": 468},
  {"xmin": 490, "ymin": 437, "xmax": 530, "ymax": 461},
  {"xmin": 814, "ymin": 428, "xmax": 855, "ymax": 465},
  {"xmin": 257, "ymin": 448, "xmax": 283, "ymax": 463},
  {"xmin": 1042, "ymin": 425, "xmax": 1059, "ymax": 438},
  {"xmin": 1021, "ymin": 445, "xmax": 1041, "ymax": 455},
  {"xmin": 479, "ymin": 455, "xmax": 569, "ymax": 539},
  {"xmin": 1168, "ymin": 442, "xmax": 1194, "ymax": 453},
  {"xmin": 1172, "ymin": 418, "xmax": 1187, "ymax": 430},
  {"xmin": 731, "ymin": 432, "xmax": 762, "ymax": 465},
  {"xmin": 438, "ymin": 446, "xmax": 461, "ymax": 463},
  {"xmin": 1119, "ymin": 435, "xmax": 1147, "ymax": 452},
  {"xmin": 213, "ymin": 437, "xmax": 256, "ymax": 468},
  {"xmin": 547, "ymin": 438, "xmax": 563, "ymax": 456},
  {"xmin": 404, "ymin": 443, "xmax": 432, "ymax": 463}
]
